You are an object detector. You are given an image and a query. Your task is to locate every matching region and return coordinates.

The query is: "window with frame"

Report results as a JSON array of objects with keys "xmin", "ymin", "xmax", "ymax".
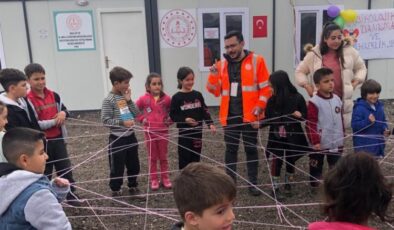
[
  {"xmin": 294, "ymin": 5, "xmax": 343, "ymax": 66},
  {"xmin": 198, "ymin": 8, "xmax": 249, "ymax": 71}
]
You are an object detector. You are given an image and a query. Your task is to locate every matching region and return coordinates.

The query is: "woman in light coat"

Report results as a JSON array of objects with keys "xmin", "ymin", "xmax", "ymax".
[{"xmin": 295, "ymin": 22, "xmax": 367, "ymax": 128}]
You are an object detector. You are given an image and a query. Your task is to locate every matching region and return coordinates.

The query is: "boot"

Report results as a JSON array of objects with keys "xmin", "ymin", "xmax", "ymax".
[
  {"xmin": 284, "ymin": 173, "xmax": 294, "ymax": 195},
  {"xmin": 160, "ymin": 160, "xmax": 172, "ymax": 189},
  {"xmin": 150, "ymin": 159, "xmax": 159, "ymax": 191},
  {"xmin": 271, "ymin": 176, "xmax": 284, "ymax": 200}
]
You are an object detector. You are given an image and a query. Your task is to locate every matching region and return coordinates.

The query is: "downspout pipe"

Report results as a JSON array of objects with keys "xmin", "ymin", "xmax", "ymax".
[
  {"xmin": 272, "ymin": 0, "xmax": 276, "ymax": 71},
  {"xmin": 22, "ymin": 0, "xmax": 33, "ymax": 63}
]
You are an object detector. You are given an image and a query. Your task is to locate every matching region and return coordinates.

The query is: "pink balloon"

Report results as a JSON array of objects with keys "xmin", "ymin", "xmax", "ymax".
[{"xmin": 327, "ymin": 5, "xmax": 340, "ymax": 18}]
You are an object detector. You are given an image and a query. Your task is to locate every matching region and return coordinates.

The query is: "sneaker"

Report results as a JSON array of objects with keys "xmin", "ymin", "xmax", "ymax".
[
  {"xmin": 162, "ymin": 178, "xmax": 172, "ymax": 189},
  {"xmin": 284, "ymin": 174, "xmax": 294, "ymax": 195},
  {"xmin": 270, "ymin": 188, "xmax": 285, "ymax": 201},
  {"xmin": 151, "ymin": 180, "xmax": 159, "ymax": 191},
  {"xmin": 128, "ymin": 187, "xmax": 146, "ymax": 200},
  {"xmin": 112, "ymin": 190, "xmax": 122, "ymax": 197},
  {"xmin": 248, "ymin": 186, "xmax": 262, "ymax": 196}
]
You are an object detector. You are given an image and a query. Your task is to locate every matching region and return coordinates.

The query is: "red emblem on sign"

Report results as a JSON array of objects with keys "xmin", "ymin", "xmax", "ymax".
[
  {"xmin": 160, "ymin": 9, "xmax": 197, "ymax": 48},
  {"xmin": 66, "ymin": 14, "xmax": 82, "ymax": 31},
  {"xmin": 253, "ymin": 16, "xmax": 267, "ymax": 38}
]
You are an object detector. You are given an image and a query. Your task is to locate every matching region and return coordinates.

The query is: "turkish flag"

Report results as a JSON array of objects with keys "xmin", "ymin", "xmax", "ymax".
[{"xmin": 253, "ymin": 16, "xmax": 267, "ymax": 38}]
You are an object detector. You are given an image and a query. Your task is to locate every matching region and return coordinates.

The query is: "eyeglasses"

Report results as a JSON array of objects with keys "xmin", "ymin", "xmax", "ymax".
[{"xmin": 224, "ymin": 43, "xmax": 239, "ymax": 50}]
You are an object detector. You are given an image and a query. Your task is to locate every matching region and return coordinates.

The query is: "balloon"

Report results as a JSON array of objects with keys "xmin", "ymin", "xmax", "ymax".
[
  {"xmin": 333, "ymin": 16, "xmax": 345, "ymax": 29},
  {"xmin": 327, "ymin": 5, "xmax": 340, "ymax": 18},
  {"xmin": 341, "ymin": 9, "xmax": 358, "ymax": 23}
]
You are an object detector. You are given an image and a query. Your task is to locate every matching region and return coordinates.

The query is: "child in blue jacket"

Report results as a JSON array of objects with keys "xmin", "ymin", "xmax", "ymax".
[{"xmin": 351, "ymin": 79, "xmax": 390, "ymax": 157}]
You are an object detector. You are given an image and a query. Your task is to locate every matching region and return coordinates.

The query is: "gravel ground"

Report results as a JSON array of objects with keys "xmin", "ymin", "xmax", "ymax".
[{"xmin": 63, "ymin": 104, "xmax": 394, "ymax": 230}]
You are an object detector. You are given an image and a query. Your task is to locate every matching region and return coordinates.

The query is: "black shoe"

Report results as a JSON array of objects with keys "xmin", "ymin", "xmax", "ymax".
[
  {"xmin": 270, "ymin": 188, "xmax": 285, "ymax": 201},
  {"xmin": 111, "ymin": 190, "xmax": 122, "ymax": 197},
  {"xmin": 284, "ymin": 183, "xmax": 292, "ymax": 196},
  {"xmin": 66, "ymin": 192, "xmax": 84, "ymax": 207},
  {"xmin": 248, "ymin": 186, "xmax": 262, "ymax": 196},
  {"xmin": 128, "ymin": 187, "xmax": 146, "ymax": 200}
]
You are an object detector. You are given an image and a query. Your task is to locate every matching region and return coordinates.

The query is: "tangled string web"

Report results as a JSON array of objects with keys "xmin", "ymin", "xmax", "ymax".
[{"xmin": 50, "ymin": 109, "xmax": 394, "ymax": 230}]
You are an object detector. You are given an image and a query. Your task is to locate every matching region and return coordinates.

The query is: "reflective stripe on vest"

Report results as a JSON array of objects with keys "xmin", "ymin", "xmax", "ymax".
[
  {"xmin": 207, "ymin": 82, "xmax": 217, "ymax": 91},
  {"xmin": 259, "ymin": 96, "xmax": 268, "ymax": 102},
  {"xmin": 259, "ymin": 81, "xmax": 269, "ymax": 89},
  {"xmin": 242, "ymin": 85, "xmax": 258, "ymax": 92},
  {"xmin": 253, "ymin": 54, "xmax": 258, "ymax": 84},
  {"xmin": 222, "ymin": 90, "xmax": 229, "ymax": 96}
]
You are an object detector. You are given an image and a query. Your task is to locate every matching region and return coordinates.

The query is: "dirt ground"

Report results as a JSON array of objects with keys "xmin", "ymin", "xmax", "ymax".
[{"xmin": 63, "ymin": 105, "xmax": 394, "ymax": 230}]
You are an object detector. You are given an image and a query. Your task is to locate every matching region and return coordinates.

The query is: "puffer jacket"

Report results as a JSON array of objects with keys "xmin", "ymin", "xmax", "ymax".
[{"xmin": 295, "ymin": 44, "xmax": 367, "ymax": 128}]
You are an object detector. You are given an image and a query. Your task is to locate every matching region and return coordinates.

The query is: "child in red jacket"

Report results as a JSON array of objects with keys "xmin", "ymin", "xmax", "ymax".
[{"xmin": 136, "ymin": 73, "xmax": 172, "ymax": 190}]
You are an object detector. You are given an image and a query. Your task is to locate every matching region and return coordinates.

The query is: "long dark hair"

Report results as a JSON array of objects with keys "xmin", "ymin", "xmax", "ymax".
[
  {"xmin": 269, "ymin": 70, "xmax": 298, "ymax": 109},
  {"xmin": 319, "ymin": 22, "xmax": 345, "ymax": 68},
  {"xmin": 323, "ymin": 152, "xmax": 392, "ymax": 224},
  {"xmin": 177, "ymin": 66, "xmax": 194, "ymax": 89}
]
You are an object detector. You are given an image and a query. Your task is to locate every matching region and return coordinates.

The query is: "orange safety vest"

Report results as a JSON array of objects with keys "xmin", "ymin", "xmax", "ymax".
[{"xmin": 206, "ymin": 52, "xmax": 271, "ymax": 126}]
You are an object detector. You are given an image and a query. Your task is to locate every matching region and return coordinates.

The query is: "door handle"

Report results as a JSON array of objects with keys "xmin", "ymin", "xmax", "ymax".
[{"xmin": 105, "ymin": 56, "xmax": 109, "ymax": 68}]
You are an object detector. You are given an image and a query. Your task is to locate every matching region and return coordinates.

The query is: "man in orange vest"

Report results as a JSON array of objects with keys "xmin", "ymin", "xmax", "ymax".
[{"xmin": 206, "ymin": 31, "xmax": 270, "ymax": 196}]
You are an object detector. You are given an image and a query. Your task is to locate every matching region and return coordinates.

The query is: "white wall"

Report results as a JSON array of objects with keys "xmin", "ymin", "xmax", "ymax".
[
  {"xmin": 1, "ymin": 0, "xmax": 394, "ymax": 110},
  {"xmin": 0, "ymin": 2, "xmax": 30, "ymax": 71},
  {"xmin": 157, "ymin": 0, "xmax": 273, "ymax": 106}
]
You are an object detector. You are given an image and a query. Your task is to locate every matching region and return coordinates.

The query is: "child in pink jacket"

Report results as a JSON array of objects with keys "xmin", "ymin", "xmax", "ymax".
[{"xmin": 136, "ymin": 73, "xmax": 172, "ymax": 190}]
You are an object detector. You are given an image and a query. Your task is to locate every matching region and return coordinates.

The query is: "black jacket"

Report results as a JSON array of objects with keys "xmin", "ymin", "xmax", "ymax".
[
  {"xmin": 4, "ymin": 98, "xmax": 40, "ymax": 131},
  {"xmin": 261, "ymin": 93, "xmax": 310, "ymax": 154}
]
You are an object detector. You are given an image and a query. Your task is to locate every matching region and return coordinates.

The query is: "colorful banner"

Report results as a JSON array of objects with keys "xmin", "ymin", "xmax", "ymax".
[{"xmin": 347, "ymin": 9, "xmax": 394, "ymax": 59}]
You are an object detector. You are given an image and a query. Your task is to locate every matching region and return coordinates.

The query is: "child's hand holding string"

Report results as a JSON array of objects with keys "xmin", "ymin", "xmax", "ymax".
[
  {"xmin": 292, "ymin": 111, "xmax": 302, "ymax": 118},
  {"xmin": 384, "ymin": 129, "xmax": 390, "ymax": 137},
  {"xmin": 369, "ymin": 114, "xmax": 375, "ymax": 123},
  {"xmin": 209, "ymin": 124, "xmax": 216, "ymax": 134},
  {"xmin": 53, "ymin": 177, "xmax": 70, "ymax": 188},
  {"xmin": 185, "ymin": 117, "xmax": 198, "ymax": 126}
]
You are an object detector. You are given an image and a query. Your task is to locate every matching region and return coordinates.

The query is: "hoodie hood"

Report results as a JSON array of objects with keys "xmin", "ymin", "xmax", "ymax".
[
  {"xmin": 0, "ymin": 92, "xmax": 26, "ymax": 109},
  {"xmin": 354, "ymin": 98, "xmax": 383, "ymax": 111},
  {"xmin": 0, "ymin": 163, "xmax": 42, "ymax": 215}
]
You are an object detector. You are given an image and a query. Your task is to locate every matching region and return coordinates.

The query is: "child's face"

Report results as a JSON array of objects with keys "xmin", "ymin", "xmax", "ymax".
[
  {"xmin": 28, "ymin": 72, "xmax": 46, "ymax": 93},
  {"xmin": 23, "ymin": 140, "xmax": 48, "ymax": 174},
  {"xmin": 193, "ymin": 199, "xmax": 235, "ymax": 230},
  {"xmin": 148, "ymin": 77, "xmax": 162, "ymax": 96},
  {"xmin": 0, "ymin": 107, "xmax": 8, "ymax": 131},
  {"xmin": 10, "ymin": 81, "xmax": 28, "ymax": 98},
  {"xmin": 316, "ymin": 74, "xmax": 334, "ymax": 94},
  {"xmin": 366, "ymin": 92, "xmax": 379, "ymax": 104},
  {"xmin": 181, "ymin": 73, "xmax": 194, "ymax": 91},
  {"xmin": 114, "ymin": 80, "xmax": 130, "ymax": 94},
  {"xmin": 324, "ymin": 29, "xmax": 343, "ymax": 51}
]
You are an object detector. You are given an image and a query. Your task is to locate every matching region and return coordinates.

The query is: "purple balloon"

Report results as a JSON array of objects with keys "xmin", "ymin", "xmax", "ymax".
[{"xmin": 327, "ymin": 5, "xmax": 340, "ymax": 18}]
